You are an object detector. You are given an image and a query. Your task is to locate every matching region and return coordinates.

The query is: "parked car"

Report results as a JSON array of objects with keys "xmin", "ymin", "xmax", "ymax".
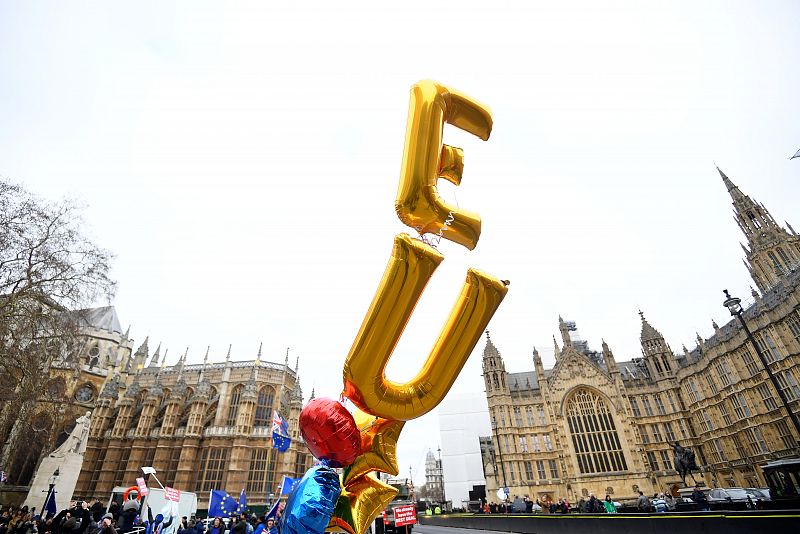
[
  {"xmin": 707, "ymin": 488, "xmax": 759, "ymax": 507},
  {"xmin": 745, "ymin": 488, "xmax": 771, "ymax": 501}
]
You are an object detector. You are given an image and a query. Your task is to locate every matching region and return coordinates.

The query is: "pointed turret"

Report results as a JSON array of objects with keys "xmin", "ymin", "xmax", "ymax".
[
  {"xmin": 552, "ymin": 335, "xmax": 561, "ymax": 360},
  {"xmin": 225, "ymin": 344, "xmax": 232, "ymax": 362},
  {"xmin": 100, "ymin": 374, "xmax": 121, "ymax": 400},
  {"xmin": 482, "ymin": 331, "xmax": 506, "ymax": 393},
  {"xmin": 532, "ymin": 346, "xmax": 545, "ymax": 383},
  {"xmin": 602, "ymin": 339, "xmax": 618, "ymax": 374},
  {"xmin": 558, "ymin": 316, "xmax": 572, "ymax": 347},
  {"xmin": 718, "ymin": 166, "xmax": 745, "ymax": 201},
  {"xmin": 133, "ymin": 336, "xmax": 150, "ymax": 368},
  {"xmin": 717, "ymin": 166, "xmax": 800, "ymax": 292},
  {"xmin": 243, "ymin": 348, "xmax": 260, "ymax": 400},
  {"xmin": 148, "ymin": 342, "xmax": 162, "ymax": 367},
  {"xmin": 639, "ymin": 311, "xmax": 675, "ymax": 378}
]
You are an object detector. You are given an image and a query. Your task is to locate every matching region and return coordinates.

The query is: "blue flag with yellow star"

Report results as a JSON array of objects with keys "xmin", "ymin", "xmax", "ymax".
[
  {"xmin": 209, "ymin": 490, "xmax": 240, "ymax": 518},
  {"xmin": 236, "ymin": 489, "xmax": 247, "ymax": 514}
]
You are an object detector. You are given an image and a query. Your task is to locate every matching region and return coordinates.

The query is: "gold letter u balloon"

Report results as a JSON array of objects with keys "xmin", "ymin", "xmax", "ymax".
[{"xmin": 343, "ymin": 80, "xmax": 508, "ymax": 422}]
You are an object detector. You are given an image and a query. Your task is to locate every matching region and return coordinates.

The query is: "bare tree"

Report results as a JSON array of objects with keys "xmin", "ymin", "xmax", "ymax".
[{"xmin": 0, "ymin": 180, "xmax": 115, "ymax": 482}]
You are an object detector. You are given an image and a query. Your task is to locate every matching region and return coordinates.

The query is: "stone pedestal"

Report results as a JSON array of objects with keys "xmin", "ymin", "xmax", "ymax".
[
  {"xmin": 23, "ymin": 452, "xmax": 86, "ymax": 512},
  {"xmin": 23, "ymin": 412, "xmax": 91, "ymax": 513}
]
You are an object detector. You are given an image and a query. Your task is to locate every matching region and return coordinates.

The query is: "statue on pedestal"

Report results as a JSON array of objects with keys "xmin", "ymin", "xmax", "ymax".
[
  {"xmin": 51, "ymin": 412, "xmax": 91, "ymax": 457},
  {"xmin": 672, "ymin": 442, "xmax": 700, "ymax": 486}
]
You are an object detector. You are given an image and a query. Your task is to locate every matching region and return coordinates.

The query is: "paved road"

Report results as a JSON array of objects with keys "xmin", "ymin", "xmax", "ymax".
[{"xmin": 415, "ymin": 525, "xmax": 507, "ymax": 534}]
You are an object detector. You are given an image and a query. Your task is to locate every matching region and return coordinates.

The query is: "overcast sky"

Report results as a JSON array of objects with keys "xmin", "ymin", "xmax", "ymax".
[{"xmin": 2, "ymin": 1, "xmax": 799, "ymax": 487}]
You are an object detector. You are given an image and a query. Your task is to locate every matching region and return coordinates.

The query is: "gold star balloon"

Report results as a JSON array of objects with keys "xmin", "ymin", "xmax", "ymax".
[
  {"xmin": 328, "ymin": 474, "xmax": 397, "ymax": 534},
  {"xmin": 344, "ymin": 407, "xmax": 405, "ymax": 485}
]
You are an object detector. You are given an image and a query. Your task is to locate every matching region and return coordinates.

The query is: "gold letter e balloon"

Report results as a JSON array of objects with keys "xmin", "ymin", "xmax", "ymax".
[{"xmin": 332, "ymin": 81, "xmax": 508, "ymax": 534}]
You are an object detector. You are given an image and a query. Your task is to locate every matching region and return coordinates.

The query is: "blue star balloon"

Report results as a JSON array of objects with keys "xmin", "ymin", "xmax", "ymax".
[{"xmin": 281, "ymin": 464, "xmax": 341, "ymax": 534}]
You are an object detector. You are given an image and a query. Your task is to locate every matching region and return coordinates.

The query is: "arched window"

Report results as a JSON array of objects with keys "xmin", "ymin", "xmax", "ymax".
[
  {"xmin": 777, "ymin": 247, "xmax": 792, "ymax": 266},
  {"xmin": 768, "ymin": 251, "xmax": 784, "ymax": 274},
  {"xmin": 226, "ymin": 385, "xmax": 243, "ymax": 426},
  {"xmin": 566, "ymin": 388, "xmax": 628, "ymax": 474},
  {"xmin": 254, "ymin": 386, "xmax": 275, "ymax": 427}
]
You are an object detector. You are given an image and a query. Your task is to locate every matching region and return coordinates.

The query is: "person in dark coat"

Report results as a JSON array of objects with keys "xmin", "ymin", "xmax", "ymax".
[
  {"xmin": 231, "ymin": 515, "xmax": 247, "ymax": 534},
  {"xmin": 691, "ymin": 485, "xmax": 709, "ymax": 511},
  {"xmin": 207, "ymin": 518, "xmax": 225, "ymax": 534},
  {"xmin": 90, "ymin": 502, "xmax": 104, "ymax": 523}
]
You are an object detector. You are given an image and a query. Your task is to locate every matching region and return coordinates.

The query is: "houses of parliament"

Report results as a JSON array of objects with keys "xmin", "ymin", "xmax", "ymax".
[{"xmin": 481, "ymin": 169, "xmax": 800, "ymax": 503}]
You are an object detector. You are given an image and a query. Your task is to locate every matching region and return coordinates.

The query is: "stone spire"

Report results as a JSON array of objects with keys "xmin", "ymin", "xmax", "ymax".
[
  {"xmin": 243, "ymin": 346, "xmax": 260, "ymax": 399},
  {"xmin": 194, "ymin": 347, "xmax": 213, "ymax": 401},
  {"xmin": 148, "ymin": 342, "xmax": 162, "ymax": 367},
  {"xmin": 558, "ymin": 316, "xmax": 572, "ymax": 347},
  {"xmin": 172, "ymin": 348, "xmax": 188, "ymax": 397},
  {"xmin": 639, "ymin": 311, "xmax": 674, "ymax": 377},
  {"xmin": 602, "ymin": 339, "xmax": 618, "ymax": 374},
  {"xmin": 552, "ymin": 335, "xmax": 560, "ymax": 360},
  {"xmin": 150, "ymin": 357, "xmax": 166, "ymax": 397},
  {"xmin": 532, "ymin": 346, "xmax": 542, "ymax": 366},
  {"xmin": 123, "ymin": 325, "xmax": 131, "ymax": 340},
  {"xmin": 718, "ymin": 166, "xmax": 744, "ymax": 202},
  {"xmin": 225, "ymin": 344, "xmax": 232, "ymax": 362},
  {"xmin": 638, "ymin": 310, "xmax": 663, "ymax": 343},
  {"xmin": 133, "ymin": 336, "xmax": 150, "ymax": 368},
  {"xmin": 718, "ymin": 166, "xmax": 800, "ymax": 292},
  {"xmin": 100, "ymin": 374, "xmax": 121, "ymax": 400},
  {"xmin": 198, "ymin": 346, "xmax": 211, "ymax": 382}
]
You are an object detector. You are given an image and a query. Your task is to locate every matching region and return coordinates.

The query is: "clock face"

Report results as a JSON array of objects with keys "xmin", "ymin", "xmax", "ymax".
[{"xmin": 75, "ymin": 385, "xmax": 95, "ymax": 403}]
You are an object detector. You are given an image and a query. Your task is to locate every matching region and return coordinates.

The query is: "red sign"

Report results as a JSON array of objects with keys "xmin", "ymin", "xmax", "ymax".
[
  {"xmin": 393, "ymin": 505, "xmax": 417, "ymax": 527},
  {"xmin": 164, "ymin": 487, "xmax": 181, "ymax": 502},
  {"xmin": 136, "ymin": 477, "xmax": 149, "ymax": 497}
]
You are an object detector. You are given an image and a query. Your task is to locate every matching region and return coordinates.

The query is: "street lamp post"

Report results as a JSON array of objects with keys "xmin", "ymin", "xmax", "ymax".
[
  {"xmin": 437, "ymin": 446, "xmax": 446, "ymax": 509},
  {"xmin": 491, "ymin": 417, "xmax": 508, "ymax": 500},
  {"xmin": 42, "ymin": 468, "xmax": 59, "ymax": 517},
  {"xmin": 723, "ymin": 289, "xmax": 800, "ymax": 447}
]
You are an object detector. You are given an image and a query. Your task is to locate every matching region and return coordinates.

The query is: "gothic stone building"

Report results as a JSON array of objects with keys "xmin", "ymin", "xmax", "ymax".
[
  {"xmin": 75, "ymin": 342, "xmax": 313, "ymax": 505},
  {"xmin": 481, "ymin": 169, "xmax": 800, "ymax": 503},
  {"xmin": 0, "ymin": 307, "xmax": 134, "ymax": 493}
]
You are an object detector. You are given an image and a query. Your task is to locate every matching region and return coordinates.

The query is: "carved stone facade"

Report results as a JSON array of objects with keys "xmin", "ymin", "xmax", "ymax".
[
  {"xmin": 74, "ymin": 345, "xmax": 313, "ymax": 505},
  {"xmin": 482, "ymin": 170, "xmax": 800, "ymax": 503}
]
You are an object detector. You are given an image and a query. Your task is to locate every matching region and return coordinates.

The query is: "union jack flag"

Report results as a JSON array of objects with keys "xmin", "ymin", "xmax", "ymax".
[{"xmin": 272, "ymin": 411, "xmax": 291, "ymax": 452}]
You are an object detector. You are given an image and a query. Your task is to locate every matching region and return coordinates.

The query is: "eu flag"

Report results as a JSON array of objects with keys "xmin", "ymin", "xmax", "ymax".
[
  {"xmin": 280, "ymin": 476, "xmax": 300, "ymax": 495},
  {"xmin": 272, "ymin": 411, "xmax": 291, "ymax": 452},
  {"xmin": 236, "ymin": 489, "xmax": 247, "ymax": 514},
  {"xmin": 44, "ymin": 489, "xmax": 57, "ymax": 518},
  {"xmin": 208, "ymin": 490, "xmax": 240, "ymax": 517}
]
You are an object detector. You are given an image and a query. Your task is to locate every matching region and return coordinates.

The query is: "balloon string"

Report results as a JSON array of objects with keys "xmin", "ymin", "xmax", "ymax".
[{"xmin": 415, "ymin": 210, "xmax": 455, "ymax": 249}]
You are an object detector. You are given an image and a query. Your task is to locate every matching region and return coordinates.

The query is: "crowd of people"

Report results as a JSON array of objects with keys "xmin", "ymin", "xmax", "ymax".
[
  {"xmin": 0, "ymin": 503, "xmax": 284, "ymax": 534},
  {"xmin": 0, "ymin": 501, "xmax": 117, "ymax": 534},
  {"xmin": 475, "ymin": 484, "xmax": 713, "ymax": 514}
]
